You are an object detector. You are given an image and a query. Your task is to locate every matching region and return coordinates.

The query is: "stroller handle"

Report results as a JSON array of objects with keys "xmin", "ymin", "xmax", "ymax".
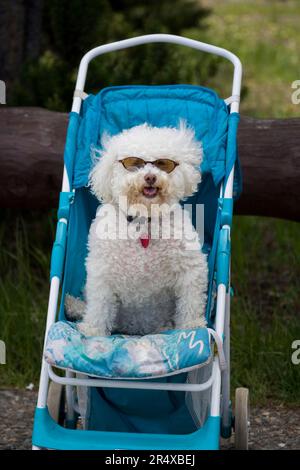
[{"xmin": 72, "ymin": 34, "xmax": 242, "ymax": 114}]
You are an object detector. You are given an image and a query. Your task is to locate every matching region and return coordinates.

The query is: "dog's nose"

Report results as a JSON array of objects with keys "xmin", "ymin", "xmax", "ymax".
[{"xmin": 144, "ymin": 173, "xmax": 157, "ymax": 185}]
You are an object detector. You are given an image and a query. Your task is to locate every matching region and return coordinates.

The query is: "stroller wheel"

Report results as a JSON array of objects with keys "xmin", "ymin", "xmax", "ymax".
[
  {"xmin": 47, "ymin": 381, "xmax": 65, "ymax": 425},
  {"xmin": 234, "ymin": 387, "xmax": 250, "ymax": 450}
]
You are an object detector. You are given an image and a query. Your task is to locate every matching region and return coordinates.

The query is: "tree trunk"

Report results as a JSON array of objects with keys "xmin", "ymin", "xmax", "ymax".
[
  {"xmin": 0, "ymin": 1, "xmax": 43, "ymax": 87},
  {"xmin": 0, "ymin": 107, "xmax": 299, "ymax": 221}
]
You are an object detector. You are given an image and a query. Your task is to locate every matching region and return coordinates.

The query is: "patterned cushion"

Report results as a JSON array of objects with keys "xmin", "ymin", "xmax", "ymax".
[{"xmin": 45, "ymin": 321, "xmax": 212, "ymax": 379}]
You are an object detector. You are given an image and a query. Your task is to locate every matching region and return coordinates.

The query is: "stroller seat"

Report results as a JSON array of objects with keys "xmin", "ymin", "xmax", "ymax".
[{"xmin": 45, "ymin": 321, "xmax": 214, "ymax": 379}]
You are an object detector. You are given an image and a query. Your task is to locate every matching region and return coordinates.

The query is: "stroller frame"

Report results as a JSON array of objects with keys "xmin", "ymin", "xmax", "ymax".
[{"xmin": 32, "ymin": 34, "xmax": 242, "ymax": 450}]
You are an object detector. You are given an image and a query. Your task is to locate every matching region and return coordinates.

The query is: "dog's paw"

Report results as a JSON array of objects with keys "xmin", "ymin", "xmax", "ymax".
[
  {"xmin": 65, "ymin": 294, "xmax": 86, "ymax": 320},
  {"xmin": 78, "ymin": 322, "xmax": 108, "ymax": 337},
  {"xmin": 175, "ymin": 317, "xmax": 207, "ymax": 330}
]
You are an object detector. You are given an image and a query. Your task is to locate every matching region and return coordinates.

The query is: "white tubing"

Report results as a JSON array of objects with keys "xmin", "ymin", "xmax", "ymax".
[
  {"xmin": 48, "ymin": 362, "xmax": 217, "ymax": 392},
  {"xmin": 221, "ymin": 288, "xmax": 231, "ymax": 430},
  {"xmin": 36, "ymin": 168, "xmax": 70, "ymax": 409},
  {"xmin": 71, "ymin": 33, "xmax": 240, "ymax": 200},
  {"xmin": 215, "ymin": 284, "xmax": 227, "ymax": 339},
  {"xmin": 210, "ymin": 359, "xmax": 221, "ymax": 417},
  {"xmin": 71, "ymin": 34, "xmax": 242, "ymax": 114},
  {"xmin": 207, "ymin": 328, "xmax": 227, "ymax": 371},
  {"xmin": 37, "ymin": 277, "xmax": 61, "ymax": 408},
  {"xmin": 62, "ymin": 165, "xmax": 70, "ymax": 192},
  {"xmin": 210, "ymin": 284, "xmax": 227, "ymax": 419},
  {"xmin": 65, "ymin": 371, "xmax": 77, "ymax": 423},
  {"xmin": 224, "ymin": 168, "xmax": 234, "ymax": 199}
]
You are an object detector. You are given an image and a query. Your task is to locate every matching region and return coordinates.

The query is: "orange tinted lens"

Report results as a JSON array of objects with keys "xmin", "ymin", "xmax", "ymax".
[
  {"xmin": 121, "ymin": 157, "xmax": 145, "ymax": 171},
  {"xmin": 154, "ymin": 159, "xmax": 177, "ymax": 173}
]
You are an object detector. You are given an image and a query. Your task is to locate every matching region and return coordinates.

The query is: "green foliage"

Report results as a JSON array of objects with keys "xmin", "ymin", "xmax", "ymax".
[
  {"xmin": 202, "ymin": 0, "xmax": 300, "ymax": 117},
  {"xmin": 10, "ymin": 0, "xmax": 215, "ymax": 111},
  {"xmin": 231, "ymin": 216, "xmax": 300, "ymax": 403},
  {"xmin": 0, "ymin": 211, "xmax": 55, "ymax": 385}
]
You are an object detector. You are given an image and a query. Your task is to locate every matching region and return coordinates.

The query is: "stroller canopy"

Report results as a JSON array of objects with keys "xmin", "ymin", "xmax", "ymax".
[{"xmin": 65, "ymin": 84, "xmax": 241, "ymax": 193}]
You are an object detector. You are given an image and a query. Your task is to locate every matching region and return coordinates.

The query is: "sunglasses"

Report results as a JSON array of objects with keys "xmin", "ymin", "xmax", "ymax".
[{"xmin": 120, "ymin": 157, "xmax": 179, "ymax": 174}]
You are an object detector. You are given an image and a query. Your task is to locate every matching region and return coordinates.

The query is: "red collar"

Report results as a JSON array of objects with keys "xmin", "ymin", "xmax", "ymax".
[
  {"xmin": 126, "ymin": 215, "xmax": 151, "ymax": 249},
  {"xmin": 140, "ymin": 233, "xmax": 150, "ymax": 248}
]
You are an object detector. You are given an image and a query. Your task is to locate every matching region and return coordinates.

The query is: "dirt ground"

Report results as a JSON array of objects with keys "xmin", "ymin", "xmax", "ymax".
[{"xmin": 0, "ymin": 389, "xmax": 299, "ymax": 450}]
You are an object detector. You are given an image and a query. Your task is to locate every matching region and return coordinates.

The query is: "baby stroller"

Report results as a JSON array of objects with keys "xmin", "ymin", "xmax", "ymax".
[{"xmin": 32, "ymin": 34, "xmax": 249, "ymax": 450}]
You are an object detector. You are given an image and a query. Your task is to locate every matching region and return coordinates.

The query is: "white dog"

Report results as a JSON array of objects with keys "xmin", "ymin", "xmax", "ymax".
[{"xmin": 66, "ymin": 122, "xmax": 208, "ymax": 336}]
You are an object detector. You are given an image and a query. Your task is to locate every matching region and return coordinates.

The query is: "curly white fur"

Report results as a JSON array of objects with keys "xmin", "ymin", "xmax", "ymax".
[{"xmin": 66, "ymin": 122, "xmax": 208, "ymax": 336}]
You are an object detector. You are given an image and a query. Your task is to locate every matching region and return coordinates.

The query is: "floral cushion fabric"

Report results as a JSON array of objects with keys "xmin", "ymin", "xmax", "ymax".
[{"xmin": 45, "ymin": 321, "xmax": 212, "ymax": 379}]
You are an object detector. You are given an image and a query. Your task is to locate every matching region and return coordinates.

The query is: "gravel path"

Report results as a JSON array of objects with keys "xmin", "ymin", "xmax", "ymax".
[{"xmin": 0, "ymin": 389, "xmax": 299, "ymax": 450}]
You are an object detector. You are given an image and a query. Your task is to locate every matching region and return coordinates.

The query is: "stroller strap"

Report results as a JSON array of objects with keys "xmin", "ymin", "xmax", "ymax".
[
  {"xmin": 224, "ymin": 94, "xmax": 240, "ymax": 105},
  {"xmin": 207, "ymin": 328, "xmax": 227, "ymax": 371},
  {"xmin": 73, "ymin": 89, "xmax": 88, "ymax": 100}
]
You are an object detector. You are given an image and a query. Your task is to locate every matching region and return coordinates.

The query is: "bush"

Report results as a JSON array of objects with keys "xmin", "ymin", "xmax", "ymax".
[{"xmin": 10, "ymin": 0, "xmax": 217, "ymax": 111}]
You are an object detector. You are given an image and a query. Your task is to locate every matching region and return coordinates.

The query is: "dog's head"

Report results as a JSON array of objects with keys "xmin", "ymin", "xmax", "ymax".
[{"xmin": 90, "ymin": 122, "xmax": 203, "ymax": 211}]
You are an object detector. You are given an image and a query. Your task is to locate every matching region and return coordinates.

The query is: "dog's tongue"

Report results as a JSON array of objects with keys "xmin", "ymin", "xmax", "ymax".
[
  {"xmin": 143, "ymin": 186, "xmax": 158, "ymax": 197},
  {"xmin": 140, "ymin": 233, "xmax": 150, "ymax": 248}
]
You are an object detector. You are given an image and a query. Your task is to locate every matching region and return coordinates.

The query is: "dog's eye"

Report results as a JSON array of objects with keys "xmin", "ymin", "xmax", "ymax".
[
  {"xmin": 154, "ymin": 159, "xmax": 178, "ymax": 174},
  {"xmin": 121, "ymin": 157, "xmax": 145, "ymax": 171}
]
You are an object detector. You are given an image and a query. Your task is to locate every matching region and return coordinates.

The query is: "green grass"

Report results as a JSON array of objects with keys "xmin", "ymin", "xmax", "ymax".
[
  {"xmin": 201, "ymin": 0, "xmax": 300, "ymax": 117},
  {"xmin": 0, "ymin": 211, "xmax": 54, "ymax": 386},
  {"xmin": 0, "ymin": 1, "xmax": 299, "ymax": 405},
  {"xmin": 231, "ymin": 216, "xmax": 300, "ymax": 404}
]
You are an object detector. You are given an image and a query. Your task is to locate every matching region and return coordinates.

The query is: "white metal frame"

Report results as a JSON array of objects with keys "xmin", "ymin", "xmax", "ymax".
[
  {"xmin": 48, "ymin": 361, "xmax": 217, "ymax": 392},
  {"xmin": 36, "ymin": 34, "xmax": 242, "ymax": 429}
]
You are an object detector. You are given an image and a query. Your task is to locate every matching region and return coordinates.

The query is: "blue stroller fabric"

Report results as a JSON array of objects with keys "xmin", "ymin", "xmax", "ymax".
[
  {"xmin": 45, "ymin": 322, "xmax": 212, "ymax": 379},
  {"xmin": 60, "ymin": 85, "xmax": 241, "ymax": 317},
  {"xmin": 58, "ymin": 84, "xmax": 241, "ymax": 434},
  {"xmin": 64, "ymin": 85, "xmax": 241, "ymax": 193}
]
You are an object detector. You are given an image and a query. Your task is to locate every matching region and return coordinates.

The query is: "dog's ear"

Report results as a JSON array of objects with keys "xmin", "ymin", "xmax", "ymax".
[
  {"xmin": 176, "ymin": 120, "xmax": 203, "ymax": 199},
  {"xmin": 181, "ymin": 162, "xmax": 202, "ymax": 199},
  {"xmin": 89, "ymin": 137, "xmax": 116, "ymax": 203}
]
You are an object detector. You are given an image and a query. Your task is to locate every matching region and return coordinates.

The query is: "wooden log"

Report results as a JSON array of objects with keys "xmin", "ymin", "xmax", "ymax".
[
  {"xmin": 0, "ymin": 107, "xmax": 299, "ymax": 221},
  {"xmin": 236, "ymin": 116, "xmax": 300, "ymax": 221},
  {"xmin": 0, "ymin": 107, "xmax": 67, "ymax": 210}
]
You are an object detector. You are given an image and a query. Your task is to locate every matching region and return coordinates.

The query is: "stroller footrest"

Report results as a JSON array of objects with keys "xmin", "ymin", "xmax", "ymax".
[{"xmin": 32, "ymin": 407, "xmax": 220, "ymax": 450}]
